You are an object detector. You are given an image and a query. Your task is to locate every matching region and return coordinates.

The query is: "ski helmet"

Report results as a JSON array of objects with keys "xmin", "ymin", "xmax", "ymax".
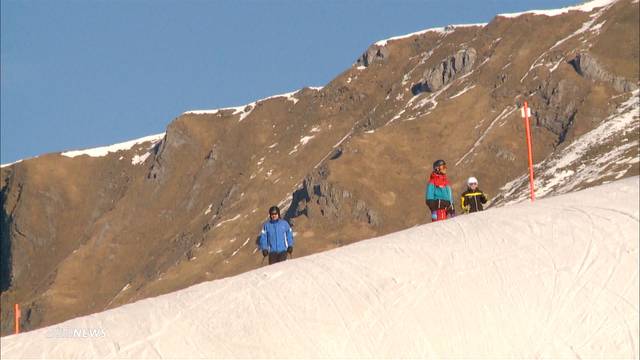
[
  {"xmin": 268, "ymin": 206, "xmax": 281, "ymax": 217},
  {"xmin": 467, "ymin": 176, "xmax": 478, "ymax": 186},
  {"xmin": 433, "ymin": 159, "xmax": 446, "ymax": 171}
]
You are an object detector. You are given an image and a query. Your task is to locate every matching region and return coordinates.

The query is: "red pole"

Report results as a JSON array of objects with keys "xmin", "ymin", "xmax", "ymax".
[
  {"xmin": 523, "ymin": 101, "xmax": 535, "ymax": 202},
  {"xmin": 14, "ymin": 303, "xmax": 20, "ymax": 334}
]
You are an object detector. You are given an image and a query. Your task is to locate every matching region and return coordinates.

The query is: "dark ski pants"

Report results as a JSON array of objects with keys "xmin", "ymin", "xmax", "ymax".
[{"xmin": 268, "ymin": 251, "xmax": 288, "ymax": 265}]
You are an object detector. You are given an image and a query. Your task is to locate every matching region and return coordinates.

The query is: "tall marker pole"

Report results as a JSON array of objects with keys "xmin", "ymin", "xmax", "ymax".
[
  {"xmin": 521, "ymin": 101, "xmax": 535, "ymax": 202},
  {"xmin": 14, "ymin": 303, "xmax": 20, "ymax": 334}
]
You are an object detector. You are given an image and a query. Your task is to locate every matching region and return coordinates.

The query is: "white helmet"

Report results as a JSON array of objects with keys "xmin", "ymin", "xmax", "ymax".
[{"xmin": 467, "ymin": 176, "xmax": 478, "ymax": 185}]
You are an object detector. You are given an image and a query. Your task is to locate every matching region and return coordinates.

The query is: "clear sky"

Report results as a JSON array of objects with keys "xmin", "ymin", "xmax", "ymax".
[{"xmin": 1, "ymin": 0, "xmax": 579, "ymax": 164}]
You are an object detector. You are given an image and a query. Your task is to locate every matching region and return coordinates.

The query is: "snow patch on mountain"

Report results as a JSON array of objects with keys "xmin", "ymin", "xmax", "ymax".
[
  {"xmin": 498, "ymin": 0, "xmax": 617, "ymax": 18},
  {"xmin": 375, "ymin": 23, "xmax": 486, "ymax": 47},
  {"xmin": 184, "ymin": 88, "xmax": 323, "ymax": 118},
  {"xmin": 130, "ymin": 152, "xmax": 152, "ymax": 166},
  {"xmin": 449, "ymin": 84, "xmax": 476, "ymax": 99},
  {"xmin": 0, "ymin": 159, "xmax": 23, "ymax": 168},
  {"xmin": 214, "ymin": 214, "xmax": 241, "ymax": 228},
  {"xmin": 299, "ymin": 135, "xmax": 314, "ymax": 145},
  {"xmin": 289, "ymin": 135, "xmax": 317, "ymax": 155},
  {"xmin": 61, "ymin": 133, "xmax": 165, "ymax": 159}
]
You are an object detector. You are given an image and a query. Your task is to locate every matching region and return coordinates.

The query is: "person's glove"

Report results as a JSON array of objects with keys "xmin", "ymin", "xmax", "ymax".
[
  {"xmin": 287, "ymin": 246, "xmax": 293, "ymax": 254},
  {"xmin": 262, "ymin": 249, "xmax": 269, "ymax": 257},
  {"xmin": 447, "ymin": 205, "xmax": 456, "ymax": 217}
]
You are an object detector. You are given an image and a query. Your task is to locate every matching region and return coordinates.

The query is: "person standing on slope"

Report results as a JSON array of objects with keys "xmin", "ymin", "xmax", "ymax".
[
  {"xmin": 426, "ymin": 159, "xmax": 454, "ymax": 222},
  {"xmin": 460, "ymin": 176, "xmax": 488, "ymax": 213},
  {"xmin": 259, "ymin": 206, "xmax": 294, "ymax": 265}
]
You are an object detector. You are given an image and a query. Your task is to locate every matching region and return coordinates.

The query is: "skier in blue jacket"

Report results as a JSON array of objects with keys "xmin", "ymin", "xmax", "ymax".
[{"xmin": 259, "ymin": 206, "xmax": 294, "ymax": 265}]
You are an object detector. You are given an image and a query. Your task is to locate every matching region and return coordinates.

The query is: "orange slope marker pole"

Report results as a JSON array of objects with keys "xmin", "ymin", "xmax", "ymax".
[
  {"xmin": 522, "ymin": 101, "xmax": 535, "ymax": 202},
  {"xmin": 14, "ymin": 303, "xmax": 20, "ymax": 334}
]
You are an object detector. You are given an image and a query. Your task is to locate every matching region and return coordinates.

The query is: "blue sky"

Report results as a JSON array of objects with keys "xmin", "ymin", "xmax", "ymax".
[{"xmin": 1, "ymin": 0, "xmax": 579, "ymax": 164}]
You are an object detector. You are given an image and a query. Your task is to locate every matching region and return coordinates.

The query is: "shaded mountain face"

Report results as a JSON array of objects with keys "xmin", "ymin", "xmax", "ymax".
[{"xmin": 1, "ymin": 0, "xmax": 638, "ymax": 335}]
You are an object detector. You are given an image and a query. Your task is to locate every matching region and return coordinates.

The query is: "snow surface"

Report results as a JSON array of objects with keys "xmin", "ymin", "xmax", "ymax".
[
  {"xmin": 449, "ymin": 84, "xmax": 476, "ymax": 99},
  {"xmin": 0, "ymin": 159, "xmax": 23, "ymax": 169},
  {"xmin": 498, "ymin": 0, "xmax": 617, "ymax": 18},
  {"xmin": 2, "ymin": 177, "xmax": 638, "ymax": 359},
  {"xmin": 61, "ymin": 133, "xmax": 165, "ymax": 158},
  {"xmin": 213, "ymin": 214, "xmax": 241, "ymax": 228},
  {"xmin": 375, "ymin": 23, "xmax": 486, "ymax": 46},
  {"xmin": 130, "ymin": 152, "xmax": 152, "ymax": 166},
  {"xmin": 299, "ymin": 135, "xmax": 314, "ymax": 145},
  {"xmin": 288, "ymin": 135, "xmax": 316, "ymax": 155},
  {"xmin": 184, "ymin": 87, "xmax": 323, "ymax": 118}
]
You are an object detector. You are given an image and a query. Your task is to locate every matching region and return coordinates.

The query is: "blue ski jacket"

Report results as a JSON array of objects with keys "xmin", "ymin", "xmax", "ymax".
[{"xmin": 259, "ymin": 219, "xmax": 294, "ymax": 253}]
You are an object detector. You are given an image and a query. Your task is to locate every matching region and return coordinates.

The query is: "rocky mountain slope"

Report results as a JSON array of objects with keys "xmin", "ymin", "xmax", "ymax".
[{"xmin": 1, "ymin": 0, "xmax": 638, "ymax": 335}]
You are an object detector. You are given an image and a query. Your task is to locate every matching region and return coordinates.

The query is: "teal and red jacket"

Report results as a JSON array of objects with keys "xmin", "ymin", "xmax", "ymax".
[{"xmin": 425, "ymin": 172, "xmax": 453, "ymax": 211}]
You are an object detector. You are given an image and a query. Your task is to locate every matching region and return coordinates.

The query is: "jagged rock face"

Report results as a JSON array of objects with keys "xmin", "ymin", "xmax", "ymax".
[
  {"xmin": 355, "ymin": 45, "xmax": 389, "ymax": 67},
  {"xmin": 571, "ymin": 51, "xmax": 638, "ymax": 92},
  {"xmin": 536, "ymin": 78, "xmax": 584, "ymax": 143},
  {"xmin": 286, "ymin": 166, "xmax": 381, "ymax": 227},
  {"xmin": 420, "ymin": 47, "xmax": 477, "ymax": 92},
  {"xmin": 1, "ymin": 0, "xmax": 638, "ymax": 335}
]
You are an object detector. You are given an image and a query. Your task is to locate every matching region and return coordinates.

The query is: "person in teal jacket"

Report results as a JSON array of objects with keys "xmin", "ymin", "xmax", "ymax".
[
  {"xmin": 425, "ymin": 159, "xmax": 454, "ymax": 222},
  {"xmin": 259, "ymin": 206, "xmax": 294, "ymax": 265}
]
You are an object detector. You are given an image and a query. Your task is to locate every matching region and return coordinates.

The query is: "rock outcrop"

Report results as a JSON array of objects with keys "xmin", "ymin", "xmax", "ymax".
[
  {"xmin": 536, "ymin": 79, "xmax": 582, "ymax": 143},
  {"xmin": 286, "ymin": 166, "xmax": 381, "ymax": 227},
  {"xmin": 355, "ymin": 45, "xmax": 389, "ymax": 67},
  {"xmin": 414, "ymin": 47, "xmax": 477, "ymax": 93},
  {"xmin": 571, "ymin": 52, "xmax": 638, "ymax": 92}
]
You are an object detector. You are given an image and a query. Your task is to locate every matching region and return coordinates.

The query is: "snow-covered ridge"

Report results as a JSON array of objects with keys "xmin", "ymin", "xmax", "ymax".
[
  {"xmin": 498, "ymin": 0, "xmax": 617, "ymax": 18},
  {"xmin": 373, "ymin": 0, "xmax": 618, "ymax": 48},
  {"xmin": 2, "ymin": 177, "xmax": 637, "ymax": 359},
  {"xmin": 61, "ymin": 133, "xmax": 165, "ymax": 158},
  {"xmin": 374, "ymin": 23, "xmax": 487, "ymax": 47},
  {"xmin": 0, "ymin": 159, "xmax": 23, "ymax": 169},
  {"xmin": 183, "ymin": 87, "xmax": 323, "ymax": 117}
]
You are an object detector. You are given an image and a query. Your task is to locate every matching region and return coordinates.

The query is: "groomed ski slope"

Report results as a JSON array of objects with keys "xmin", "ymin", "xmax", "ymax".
[{"xmin": 2, "ymin": 177, "xmax": 638, "ymax": 359}]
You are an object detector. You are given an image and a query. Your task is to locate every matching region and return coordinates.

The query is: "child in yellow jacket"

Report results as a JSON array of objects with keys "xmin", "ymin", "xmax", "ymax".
[{"xmin": 460, "ymin": 177, "xmax": 488, "ymax": 213}]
